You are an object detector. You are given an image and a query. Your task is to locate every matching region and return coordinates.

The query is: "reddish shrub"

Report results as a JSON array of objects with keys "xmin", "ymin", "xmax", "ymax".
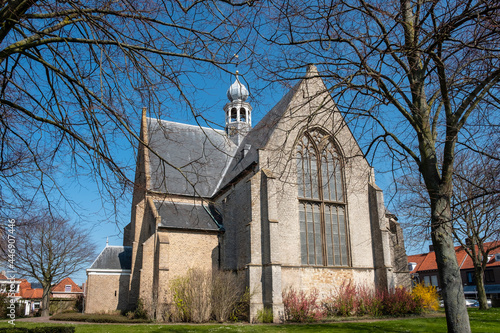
[
  {"xmin": 379, "ymin": 287, "xmax": 424, "ymax": 316},
  {"xmin": 323, "ymin": 282, "xmax": 422, "ymax": 318},
  {"xmin": 323, "ymin": 280, "xmax": 356, "ymax": 316},
  {"xmin": 282, "ymin": 288, "xmax": 325, "ymax": 322},
  {"xmin": 323, "ymin": 281, "xmax": 382, "ymax": 317},
  {"xmin": 356, "ymin": 284, "xmax": 382, "ymax": 317}
]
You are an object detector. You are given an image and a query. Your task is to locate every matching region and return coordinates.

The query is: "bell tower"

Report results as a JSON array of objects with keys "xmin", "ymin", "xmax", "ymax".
[{"xmin": 224, "ymin": 71, "xmax": 252, "ymax": 146}]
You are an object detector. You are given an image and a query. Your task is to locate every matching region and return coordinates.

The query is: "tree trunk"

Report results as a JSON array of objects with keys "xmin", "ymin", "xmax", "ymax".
[
  {"xmin": 41, "ymin": 285, "xmax": 51, "ymax": 317},
  {"xmin": 474, "ymin": 266, "xmax": 488, "ymax": 310},
  {"xmin": 431, "ymin": 195, "xmax": 471, "ymax": 333}
]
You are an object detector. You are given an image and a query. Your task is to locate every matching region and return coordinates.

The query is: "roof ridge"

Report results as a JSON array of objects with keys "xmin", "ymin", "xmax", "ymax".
[{"xmin": 149, "ymin": 117, "xmax": 226, "ymax": 134}]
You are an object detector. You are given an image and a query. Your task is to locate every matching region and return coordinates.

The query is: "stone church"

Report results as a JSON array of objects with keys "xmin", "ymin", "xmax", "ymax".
[{"xmin": 85, "ymin": 65, "xmax": 410, "ymax": 320}]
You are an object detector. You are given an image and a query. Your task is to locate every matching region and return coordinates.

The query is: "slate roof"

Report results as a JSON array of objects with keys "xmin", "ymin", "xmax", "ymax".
[
  {"xmin": 155, "ymin": 201, "xmax": 221, "ymax": 232},
  {"xmin": 147, "ymin": 119, "xmax": 237, "ymax": 197},
  {"xmin": 89, "ymin": 246, "xmax": 132, "ymax": 270}
]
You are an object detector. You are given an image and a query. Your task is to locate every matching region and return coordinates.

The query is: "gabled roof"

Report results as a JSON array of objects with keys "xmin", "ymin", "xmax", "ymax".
[
  {"xmin": 461, "ymin": 241, "xmax": 500, "ymax": 270},
  {"xmin": 89, "ymin": 246, "xmax": 132, "ymax": 270},
  {"xmin": 407, "ymin": 253, "xmax": 427, "ymax": 274},
  {"xmin": 52, "ymin": 277, "xmax": 82, "ymax": 293},
  {"xmin": 408, "ymin": 241, "xmax": 500, "ymax": 273},
  {"xmin": 147, "ymin": 120, "xmax": 237, "ymax": 197},
  {"xmin": 22, "ymin": 288, "xmax": 43, "ymax": 299}
]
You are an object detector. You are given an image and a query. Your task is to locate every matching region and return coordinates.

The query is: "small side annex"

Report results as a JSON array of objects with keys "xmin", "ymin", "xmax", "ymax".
[{"xmin": 85, "ymin": 245, "xmax": 132, "ymax": 313}]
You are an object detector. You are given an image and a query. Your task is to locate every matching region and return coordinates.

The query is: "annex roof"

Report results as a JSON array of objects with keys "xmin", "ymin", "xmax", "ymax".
[
  {"xmin": 89, "ymin": 246, "xmax": 132, "ymax": 270},
  {"xmin": 155, "ymin": 201, "xmax": 221, "ymax": 232}
]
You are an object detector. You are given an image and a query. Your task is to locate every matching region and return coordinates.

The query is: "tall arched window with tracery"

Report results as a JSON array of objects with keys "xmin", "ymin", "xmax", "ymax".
[{"xmin": 297, "ymin": 130, "xmax": 349, "ymax": 266}]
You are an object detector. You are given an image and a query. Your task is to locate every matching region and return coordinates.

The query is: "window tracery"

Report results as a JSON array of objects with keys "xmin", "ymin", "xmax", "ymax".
[{"xmin": 297, "ymin": 130, "xmax": 349, "ymax": 266}]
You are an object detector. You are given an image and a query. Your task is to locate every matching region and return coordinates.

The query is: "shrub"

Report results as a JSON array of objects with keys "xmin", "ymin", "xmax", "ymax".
[
  {"xmin": 49, "ymin": 299, "xmax": 76, "ymax": 315},
  {"xmin": 0, "ymin": 293, "xmax": 26, "ymax": 319},
  {"xmin": 231, "ymin": 287, "xmax": 251, "ymax": 322},
  {"xmin": 323, "ymin": 280, "xmax": 356, "ymax": 317},
  {"xmin": 411, "ymin": 283, "xmax": 439, "ymax": 311},
  {"xmin": 170, "ymin": 269, "xmax": 212, "ymax": 323},
  {"xmin": 323, "ymin": 282, "xmax": 425, "ymax": 318},
  {"xmin": 133, "ymin": 299, "xmax": 149, "ymax": 320},
  {"xmin": 211, "ymin": 270, "xmax": 246, "ymax": 322},
  {"xmin": 355, "ymin": 284, "xmax": 382, "ymax": 317},
  {"xmin": 256, "ymin": 307, "xmax": 273, "ymax": 323},
  {"xmin": 379, "ymin": 287, "xmax": 424, "ymax": 316},
  {"xmin": 282, "ymin": 287, "xmax": 325, "ymax": 322},
  {"xmin": 323, "ymin": 281, "xmax": 382, "ymax": 317}
]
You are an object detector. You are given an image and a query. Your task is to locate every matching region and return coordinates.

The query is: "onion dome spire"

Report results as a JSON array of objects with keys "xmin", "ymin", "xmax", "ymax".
[
  {"xmin": 227, "ymin": 71, "xmax": 249, "ymax": 102},
  {"xmin": 224, "ymin": 70, "xmax": 252, "ymax": 146}
]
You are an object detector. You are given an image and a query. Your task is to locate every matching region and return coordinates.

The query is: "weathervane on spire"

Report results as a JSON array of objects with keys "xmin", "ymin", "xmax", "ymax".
[{"xmin": 234, "ymin": 54, "xmax": 239, "ymax": 75}]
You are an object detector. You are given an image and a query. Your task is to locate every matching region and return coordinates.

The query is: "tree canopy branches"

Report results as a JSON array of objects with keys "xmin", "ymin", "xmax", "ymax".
[{"xmin": 0, "ymin": 0, "xmax": 248, "ymax": 217}]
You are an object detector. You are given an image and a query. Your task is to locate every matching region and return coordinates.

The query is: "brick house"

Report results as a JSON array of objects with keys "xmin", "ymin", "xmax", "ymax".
[
  {"xmin": 408, "ymin": 241, "xmax": 500, "ymax": 299},
  {"xmin": 0, "ymin": 274, "xmax": 82, "ymax": 315},
  {"xmin": 86, "ymin": 66, "xmax": 410, "ymax": 320}
]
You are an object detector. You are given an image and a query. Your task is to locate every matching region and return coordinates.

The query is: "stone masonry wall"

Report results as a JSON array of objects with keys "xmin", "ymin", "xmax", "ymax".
[
  {"xmin": 259, "ymin": 67, "xmax": 379, "ymax": 296},
  {"xmin": 85, "ymin": 274, "xmax": 130, "ymax": 313}
]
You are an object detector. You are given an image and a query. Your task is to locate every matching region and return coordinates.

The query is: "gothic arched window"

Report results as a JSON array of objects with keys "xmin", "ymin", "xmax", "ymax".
[{"xmin": 297, "ymin": 130, "xmax": 349, "ymax": 266}]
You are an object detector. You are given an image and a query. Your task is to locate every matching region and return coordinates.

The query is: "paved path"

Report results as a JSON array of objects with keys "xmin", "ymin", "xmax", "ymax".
[{"xmin": 16, "ymin": 316, "xmax": 95, "ymax": 325}]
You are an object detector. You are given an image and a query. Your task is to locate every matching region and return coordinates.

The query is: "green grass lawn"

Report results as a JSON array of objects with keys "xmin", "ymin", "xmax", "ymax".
[{"xmin": 1, "ymin": 308, "xmax": 499, "ymax": 332}]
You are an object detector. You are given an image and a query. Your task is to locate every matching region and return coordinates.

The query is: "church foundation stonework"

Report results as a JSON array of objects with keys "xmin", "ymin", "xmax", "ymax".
[{"xmin": 86, "ymin": 66, "xmax": 410, "ymax": 322}]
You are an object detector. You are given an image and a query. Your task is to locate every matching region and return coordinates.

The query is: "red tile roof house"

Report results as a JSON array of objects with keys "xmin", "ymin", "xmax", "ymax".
[
  {"xmin": 0, "ymin": 272, "xmax": 36, "ymax": 316},
  {"xmin": 408, "ymin": 241, "xmax": 500, "ymax": 301},
  {"xmin": 0, "ymin": 274, "xmax": 84, "ymax": 316},
  {"xmin": 51, "ymin": 277, "xmax": 83, "ymax": 299}
]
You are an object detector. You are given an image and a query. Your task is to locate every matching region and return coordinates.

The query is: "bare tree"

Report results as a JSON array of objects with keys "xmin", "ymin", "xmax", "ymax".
[
  {"xmin": 1, "ymin": 211, "xmax": 96, "ymax": 317},
  {"xmin": 0, "ymin": 1, "xmax": 248, "ymax": 218},
  {"xmin": 398, "ymin": 147, "xmax": 500, "ymax": 310},
  {"xmin": 452, "ymin": 151, "xmax": 500, "ymax": 309},
  {"xmin": 250, "ymin": 1, "xmax": 500, "ymax": 331}
]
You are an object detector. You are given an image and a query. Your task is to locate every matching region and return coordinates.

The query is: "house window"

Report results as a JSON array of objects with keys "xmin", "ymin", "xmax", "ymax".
[
  {"xmin": 431, "ymin": 275, "xmax": 438, "ymax": 287},
  {"xmin": 297, "ymin": 130, "xmax": 348, "ymax": 266},
  {"xmin": 65, "ymin": 285, "xmax": 71, "ymax": 292},
  {"xmin": 485, "ymin": 270, "xmax": 495, "ymax": 283},
  {"xmin": 467, "ymin": 272, "xmax": 476, "ymax": 285},
  {"xmin": 424, "ymin": 276, "xmax": 430, "ymax": 286}
]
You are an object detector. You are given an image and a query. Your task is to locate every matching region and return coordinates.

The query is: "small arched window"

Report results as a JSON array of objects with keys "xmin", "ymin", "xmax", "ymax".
[
  {"xmin": 230, "ymin": 108, "xmax": 238, "ymax": 122},
  {"xmin": 297, "ymin": 130, "xmax": 348, "ymax": 266},
  {"xmin": 240, "ymin": 108, "xmax": 246, "ymax": 122}
]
